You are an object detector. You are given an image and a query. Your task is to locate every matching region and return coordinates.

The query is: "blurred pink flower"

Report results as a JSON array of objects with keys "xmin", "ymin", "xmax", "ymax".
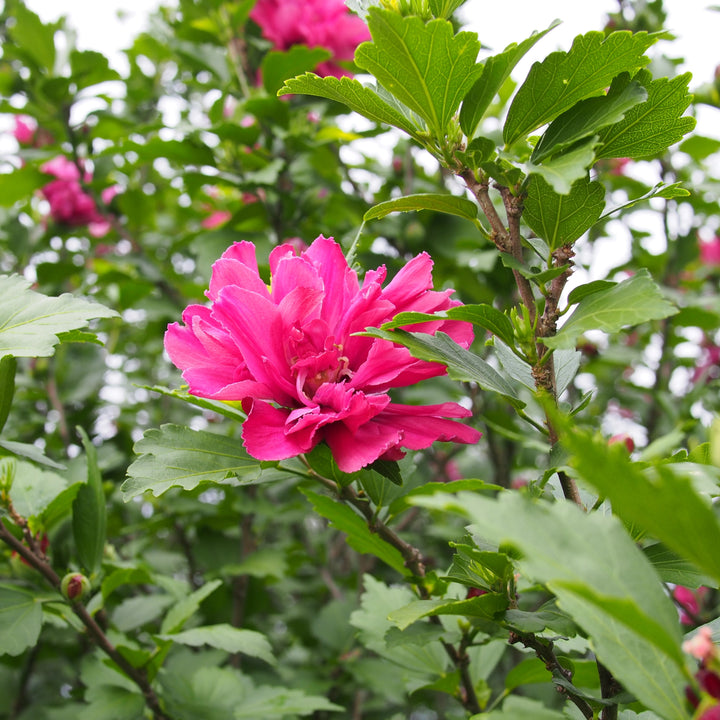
[
  {"xmin": 201, "ymin": 210, "xmax": 233, "ymax": 229},
  {"xmin": 13, "ymin": 115, "xmax": 36, "ymax": 145},
  {"xmin": 693, "ymin": 339, "xmax": 720, "ymax": 385},
  {"xmin": 165, "ymin": 235, "xmax": 480, "ymax": 472},
  {"xmin": 40, "ymin": 156, "xmax": 114, "ymax": 236},
  {"xmin": 700, "ymin": 236, "xmax": 720, "ymax": 266},
  {"xmin": 684, "ymin": 627, "xmax": 717, "ymax": 664},
  {"xmin": 674, "ymin": 585, "xmax": 708, "ymax": 625},
  {"xmin": 250, "ymin": 0, "xmax": 370, "ymax": 78}
]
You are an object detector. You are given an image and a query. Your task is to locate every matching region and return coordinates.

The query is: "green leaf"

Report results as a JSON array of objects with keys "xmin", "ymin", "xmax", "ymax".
[
  {"xmin": 9, "ymin": 4, "xmax": 56, "ymax": 71},
  {"xmin": 122, "ymin": 425, "xmax": 267, "ymax": 499},
  {"xmin": 78, "ymin": 686, "xmax": 145, "ymax": 720},
  {"xmin": 300, "ymin": 489, "xmax": 409, "ymax": 576},
  {"xmin": 566, "ymin": 280, "xmax": 616, "ymax": 305},
  {"xmin": 160, "ymin": 624, "xmax": 275, "ymax": 666},
  {"xmin": 543, "ymin": 269, "xmax": 677, "ymax": 350},
  {"xmin": 261, "ymin": 45, "xmax": 331, "ymax": 95},
  {"xmin": 0, "ymin": 585, "xmax": 43, "ymax": 656},
  {"xmin": 363, "ymin": 328, "xmax": 525, "ymax": 408},
  {"xmin": 460, "ymin": 22, "xmax": 559, "ymax": 138},
  {"xmin": 0, "ymin": 439, "xmax": 65, "ymax": 470},
  {"xmin": 123, "ymin": 138, "xmax": 215, "ymax": 166},
  {"xmin": 0, "ymin": 275, "xmax": 117, "ymax": 360},
  {"xmin": 525, "ymin": 137, "xmax": 598, "ymax": 194},
  {"xmin": 504, "ymin": 30, "xmax": 656, "ymax": 145},
  {"xmin": 72, "ymin": 428, "xmax": 107, "ymax": 575},
  {"xmin": 233, "ymin": 688, "xmax": 343, "ymax": 718},
  {"xmin": 531, "ymin": 74, "xmax": 647, "ymax": 163},
  {"xmin": 387, "ymin": 594, "xmax": 507, "ymax": 631},
  {"xmin": 356, "ymin": 9, "xmax": 481, "ymax": 136},
  {"xmin": 160, "ymin": 579, "xmax": 222, "ymax": 635},
  {"xmin": 0, "ymin": 167, "xmax": 47, "ymax": 207},
  {"xmin": 523, "ymin": 175, "xmax": 605, "ymax": 250},
  {"xmin": 643, "ymin": 543, "xmax": 713, "ymax": 588},
  {"xmin": 428, "ymin": 0, "xmax": 467, "ymax": 19},
  {"xmin": 475, "ymin": 695, "xmax": 569, "ymax": 719},
  {"xmin": 10, "ymin": 460, "xmax": 67, "ymax": 519},
  {"xmin": 596, "ymin": 71, "xmax": 696, "ymax": 159},
  {"xmin": 560, "ymin": 425, "xmax": 720, "ymax": 587},
  {"xmin": 142, "ymin": 385, "xmax": 247, "ymax": 423},
  {"xmin": 679, "ymin": 134, "xmax": 720, "ymax": 161},
  {"xmin": 382, "ymin": 304, "xmax": 516, "ymax": 349},
  {"xmin": 0, "ymin": 356, "xmax": 16, "ymax": 436},
  {"xmin": 279, "ymin": 73, "xmax": 421, "ymax": 139},
  {"xmin": 363, "ymin": 193, "xmax": 478, "ymax": 224},
  {"xmin": 70, "ymin": 50, "xmax": 121, "ymax": 90}
]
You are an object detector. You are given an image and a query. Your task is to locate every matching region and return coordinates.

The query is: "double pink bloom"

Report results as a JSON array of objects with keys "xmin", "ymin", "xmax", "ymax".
[
  {"xmin": 250, "ymin": 0, "xmax": 370, "ymax": 78},
  {"xmin": 165, "ymin": 236, "xmax": 480, "ymax": 472}
]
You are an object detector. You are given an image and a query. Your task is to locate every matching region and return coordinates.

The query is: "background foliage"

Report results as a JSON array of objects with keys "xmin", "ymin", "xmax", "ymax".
[{"xmin": 1, "ymin": 0, "xmax": 720, "ymax": 718}]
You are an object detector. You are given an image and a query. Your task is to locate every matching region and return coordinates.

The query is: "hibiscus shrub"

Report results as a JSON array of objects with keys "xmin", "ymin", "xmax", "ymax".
[{"xmin": 1, "ymin": 0, "xmax": 720, "ymax": 719}]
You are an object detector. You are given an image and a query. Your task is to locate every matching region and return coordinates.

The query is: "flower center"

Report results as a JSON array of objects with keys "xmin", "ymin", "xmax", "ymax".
[{"xmin": 288, "ymin": 328, "xmax": 352, "ymax": 402}]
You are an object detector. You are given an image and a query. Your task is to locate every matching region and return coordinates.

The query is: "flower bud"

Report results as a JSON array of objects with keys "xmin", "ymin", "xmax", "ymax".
[
  {"xmin": 61, "ymin": 573, "xmax": 91, "ymax": 601},
  {"xmin": 609, "ymin": 433, "xmax": 635, "ymax": 453}
]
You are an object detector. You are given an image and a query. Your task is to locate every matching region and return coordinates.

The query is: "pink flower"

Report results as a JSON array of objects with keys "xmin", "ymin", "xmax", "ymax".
[
  {"xmin": 700, "ymin": 237, "xmax": 720, "ymax": 266},
  {"xmin": 699, "ymin": 706, "xmax": 720, "ymax": 720},
  {"xmin": 684, "ymin": 627, "xmax": 717, "ymax": 664},
  {"xmin": 165, "ymin": 236, "xmax": 480, "ymax": 472},
  {"xmin": 201, "ymin": 210, "xmax": 233, "ymax": 229},
  {"xmin": 674, "ymin": 585, "xmax": 708, "ymax": 625},
  {"xmin": 13, "ymin": 115, "xmax": 36, "ymax": 145},
  {"xmin": 250, "ymin": 0, "xmax": 370, "ymax": 78},
  {"xmin": 609, "ymin": 433, "xmax": 635, "ymax": 453}
]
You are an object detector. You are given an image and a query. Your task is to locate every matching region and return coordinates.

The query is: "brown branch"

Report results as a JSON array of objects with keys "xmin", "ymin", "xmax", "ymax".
[
  {"xmin": 598, "ymin": 660, "xmax": 621, "ymax": 720},
  {"xmin": 0, "ymin": 520, "xmax": 170, "ymax": 720}
]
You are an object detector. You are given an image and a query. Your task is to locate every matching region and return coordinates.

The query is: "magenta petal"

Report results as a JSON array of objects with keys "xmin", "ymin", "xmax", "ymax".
[
  {"xmin": 324, "ymin": 420, "xmax": 404, "ymax": 473},
  {"xmin": 243, "ymin": 401, "xmax": 314, "ymax": 460}
]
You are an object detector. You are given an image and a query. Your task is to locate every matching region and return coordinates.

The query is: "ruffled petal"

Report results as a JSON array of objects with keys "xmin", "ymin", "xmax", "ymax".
[{"xmin": 243, "ymin": 401, "xmax": 314, "ymax": 460}]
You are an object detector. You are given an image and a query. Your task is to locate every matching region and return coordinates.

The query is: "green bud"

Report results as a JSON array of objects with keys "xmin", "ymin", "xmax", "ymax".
[
  {"xmin": 60, "ymin": 573, "xmax": 91, "ymax": 602},
  {"xmin": 0, "ymin": 457, "xmax": 16, "ymax": 494}
]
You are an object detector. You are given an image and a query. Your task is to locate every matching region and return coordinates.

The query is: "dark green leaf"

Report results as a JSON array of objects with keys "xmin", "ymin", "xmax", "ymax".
[
  {"xmin": 363, "ymin": 193, "xmax": 478, "ymax": 223},
  {"xmin": 504, "ymin": 30, "xmax": 656, "ymax": 145},
  {"xmin": 476, "ymin": 695, "xmax": 567, "ymax": 719},
  {"xmin": 70, "ymin": 50, "xmax": 121, "ymax": 90},
  {"xmin": 524, "ymin": 175, "xmax": 605, "ymax": 250},
  {"xmin": 279, "ymin": 73, "xmax": 421, "ymax": 139},
  {"xmin": 300, "ymin": 489, "xmax": 410, "ymax": 576},
  {"xmin": 460, "ymin": 22, "xmax": 559, "ymax": 138},
  {"xmin": 543, "ymin": 269, "xmax": 677, "ymax": 350},
  {"xmin": 159, "ymin": 625, "xmax": 275, "ymax": 666},
  {"xmin": 73, "ymin": 428, "xmax": 107, "ymax": 575},
  {"xmin": 566, "ymin": 280, "xmax": 616, "ymax": 306},
  {"xmin": 0, "ymin": 356, "xmax": 15, "ymax": 435},
  {"xmin": 262, "ymin": 46, "xmax": 331, "ymax": 95},
  {"xmin": 160, "ymin": 580, "xmax": 222, "ymax": 635},
  {"xmin": 643, "ymin": 543, "xmax": 713, "ymax": 588},
  {"xmin": 356, "ymin": 9, "xmax": 481, "ymax": 135},
  {"xmin": 596, "ymin": 71, "xmax": 696, "ymax": 159},
  {"xmin": 9, "ymin": 4, "xmax": 56, "ymax": 71},
  {"xmin": 0, "ymin": 585, "xmax": 43, "ymax": 656},
  {"xmin": 387, "ymin": 594, "xmax": 507, "ymax": 631}
]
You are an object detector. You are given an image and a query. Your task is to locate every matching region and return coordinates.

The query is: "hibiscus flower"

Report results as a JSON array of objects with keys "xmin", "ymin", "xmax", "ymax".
[{"xmin": 165, "ymin": 235, "xmax": 480, "ymax": 472}]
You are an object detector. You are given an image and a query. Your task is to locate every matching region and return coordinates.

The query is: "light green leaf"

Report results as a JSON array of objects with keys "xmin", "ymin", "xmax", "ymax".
[
  {"xmin": 566, "ymin": 280, "xmax": 616, "ymax": 306},
  {"xmin": 0, "ymin": 439, "xmax": 65, "ymax": 469},
  {"xmin": 160, "ymin": 624, "xmax": 275, "ymax": 666},
  {"xmin": 73, "ymin": 428, "xmax": 107, "ymax": 575},
  {"xmin": 363, "ymin": 193, "xmax": 478, "ymax": 223},
  {"xmin": 9, "ymin": 460, "xmax": 67, "ymax": 519},
  {"xmin": 356, "ymin": 9, "xmax": 480, "ymax": 135},
  {"xmin": 300, "ymin": 489, "xmax": 409, "ymax": 576},
  {"xmin": 279, "ymin": 73, "xmax": 421, "ymax": 139},
  {"xmin": 0, "ymin": 167, "xmax": 47, "ymax": 207},
  {"xmin": 525, "ymin": 137, "xmax": 598, "ymax": 194},
  {"xmin": 474, "ymin": 695, "xmax": 567, "ymax": 719},
  {"xmin": 523, "ymin": 175, "xmax": 605, "ymax": 250},
  {"xmin": 381, "ymin": 304, "xmax": 516, "ymax": 349},
  {"xmin": 544, "ymin": 269, "xmax": 677, "ymax": 350},
  {"xmin": 160, "ymin": 579, "xmax": 222, "ymax": 635},
  {"xmin": 460, "ymin": 22, "xmax": 559, "ymax": 138},
  {"xmin": 70, "ymin": 49, "xmax": 121, "ymax": 90},
  {"xmin": 596, "ymin": 71, "xmax": 696, "ymax": 159},
  {"xmin": 0, "ymin": 275, "xmax": 117, "ymax": 360},
  {"xmin": 504, "ymin": 30, "xmax": 656, "ymax": 145},
  {"xmin": 560, "ymin": 425, "xmax": 720, "ymax": 586},
  {"xmin": 233, "ymin": 687, "xmax": 342, "ymax": 718},
  {"xmin": 78, "ymin": 686, "xmax": 145, "ymax": 720},
  {"xmin": 362, "ymin": 328, "xmax": 525, "ymax": 408},
  {"xmin": 9, "ymin": 4, "xmax": 56, "ymax": 71},
  {"xmin": 387, "ymin": 594, "xmax": 507, "ymax": 631},
  {"xmin": 0, "ymin": 585, "xmax": 43, "ymax": 656},
  {"xmin": 643, "ymin": 543, "xmax": 713, "ymax": 589},
  {"xmin": 261, "ymin": 45, "xmax": 331, "ymax": 94},
  {"xmin": 531, "ymin": 74, "xmax": 647, "ymax": 163},
  {"xmin": 142, "ymin": 385, "xmax": 247, "ymax": 423},
  {"xmin": 602, "ymin": 182, "xmax": 690, "ymax": 219},
  {"xmin": 122, "ymin": 425, "xmax": 267, "ymax": 499},
  {"xmin": 428, "ymin": 0, "xmax": 467, "ymax": 19}
]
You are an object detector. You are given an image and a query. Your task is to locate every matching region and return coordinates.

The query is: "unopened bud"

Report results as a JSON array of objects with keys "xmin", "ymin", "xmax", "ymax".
[
  {"xmin": 0, "ymin": 457, "xmax": 16, "ymax": 493},
  {"xmin": 61, "ymin": 573, "xmax": 91, "ymax": 601},
  {"xmin": 609, "ymin": 433, "xmax": 635, "ymax": 453}
]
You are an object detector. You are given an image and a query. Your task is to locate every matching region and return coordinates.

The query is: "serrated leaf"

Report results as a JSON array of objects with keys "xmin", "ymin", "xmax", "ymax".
[
  {"xmin": 524, "ymin": 175, "xmax": 605, "ymax": 250},
  {"xmin": 300, "ymin": 488, "xmax": 409, "ymax": 576},
  {"xmin": 356, "ymin": 9, "xmax": 480, "ymax": 135},
  {"xmin": 388, "ymin": 594, "xmax": 507, "ymax": 631},
  {"xmin": 0, "ymin": 585, "xmax": 43, "ymax": 656},
  {"xmin": 381, "ymin": 304, "xmax": 516, "ymax": 349},
  {"xmin": 72, "ymin": 428, "xmax": 107, "ymax": 575},
  {"xmin": 544, "ymin": 269, "xmax": 677, "ymax": 350},
  {"xmin": 525, "ymin": 137, "xmax": 598, "ymax": 194},
  {"xmin": 122, "ymin": 424, "xmax": 266, "ymax": 499},
  {"xmin": 460, "ymin": 22, "xmax": 559, "ymax": 138},
  {"xmin": 160, "ymin": 624, "xmax": 275, "ymax": 666},
  {"xmin": 531, "ymin": 74, "xmax": 647, "ymax": 163},
  {"xmin": 0, "ymin": 275, "xmax": 117, "ymax": 360},
  {"xmin": 279, "ymin": 73, "xmax": 421, "ymax": 138},
  {"xmin": 261, "ymin": 45, "xmax": 331, "ymax": 94},
  {"xmin": 596, "ymin": 70, "xmax": 696, "ymax": 159},
  {"xmin": 363, "ymin": 328, "xmax": 525, "ymax": 408},
  {"xmin": 9, "ymin": 460, "xmax": 67, "ymax": 518},
  {"xmin": 160, "ymin": 579, "xmax": 222, "ymax": 635},
  {"xmin": 363, "ymin": 193, "xmax": 478, "ymax": 223},
  {"xmin": 504, "ymin": 30, "xmax": 656, "ymax": 145},
  {"xmin": 566, "ymin": 280, "xmax": 616, "ymax": 305}
]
